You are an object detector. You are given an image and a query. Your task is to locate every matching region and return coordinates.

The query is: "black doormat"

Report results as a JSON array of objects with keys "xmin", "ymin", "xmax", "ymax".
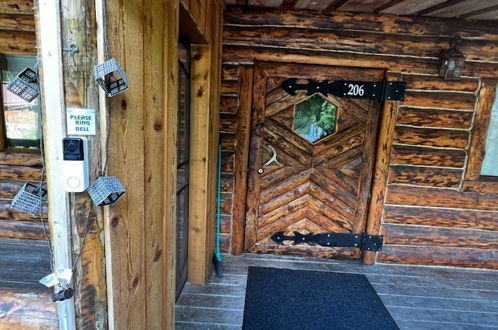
[{"xmin": 243, "ymin": 267, "xmax": 399, "ymax": 330}]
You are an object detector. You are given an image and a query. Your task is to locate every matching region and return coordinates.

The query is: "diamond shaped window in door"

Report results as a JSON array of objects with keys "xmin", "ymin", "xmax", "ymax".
[{"xmin": 293, "ymin": 93, "xmax": 338, "ymax": 143}]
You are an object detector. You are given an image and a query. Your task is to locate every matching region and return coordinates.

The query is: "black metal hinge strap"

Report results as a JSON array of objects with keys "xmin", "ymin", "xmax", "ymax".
[
  {"xmin": 271, "ymin": 231, "xmax": 383, "ymax": 252},
  {"xmin": 281, "ymin": 78, "xmax": 406, "ymax": 101}
]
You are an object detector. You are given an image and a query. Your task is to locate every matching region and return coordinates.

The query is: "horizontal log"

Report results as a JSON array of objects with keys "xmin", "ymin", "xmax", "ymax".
[
  {"xmin": 222, "ymin": 64, "xmax": 239, "ymax": 80},
  {"xmin": 220, "ymin": 132, "xmax": 236, "ymax": 151},
  {"xmin": 220, "ymin": 233, "xmax": 230, "ymax": 252},
  {"xmin": 390, "ymin": 145, "xmax": 466, "ymax": 167},
  {"xmin": 223, "ymin": 25, "xmax": 498, "ymax": 62},
  {"xmin": 383, "ymin": 205, "xmax": 498, "ymax": 231},
  {"xmin": 220, "ymin": 214, "xmax": 231, "ymax": 234},
  {"xmin": 0, "ymin": 165, "xmax": 43, "ymax": 181},
  {"xmin": 220, "ymin": 95, "xmax": 238, "ymax": 113},
  {"xmin": 462, "ymin": 180, "xmax": 498, "ymax": 194},
  {"xmin": 0, "ymin": 29, "xmax": 35, "ymax": 54},
  {"xmin": 220, "ymin": 192, "xmax": 233, "ymax": 215},
  {"xmin": 382, "ymin": 224, "xmax": 498, "ymax": 249},
  {"xmin": 385, "ymin": 185, "xmax": 498, "ymax": 210},
  {"xmin": 221, "ymin": 173, "xmax": 234, "ymax": 192},
  {"xmin": 0, "ymin": 180, "xmax": 24, "ymax": 199},
  {"xmin": 394, "ymin": 126, "xmax": 468, "ymax": 149},
  {"xmin": 0, "ymin": 288, "xmax": 57, "ymax": 330},
  {"xmin": 224, "ymin": 7, "xmax": 498, "ymax": 41},
  {"xmin": 396, "ymin": 107, "xmax": 473, "ymax": 129},
  {"xmin": 0, "ymin": 219, "xmax": 48, "ymax": 239},
  {"xmin": 220, "ymin": 113, "xmax": 237, "ymax": 133},
  {"xmin": 222, "ymin": 46, "xmax": 498, "ymax": 79},
  {"xmin": 401, "ymin": 91, "xmax": 475, "ymax": 111},
  {"xmin": 221, "ymin": 151, "xmax": 235, "ymax": 173},
  {"xmin": 401, "ymin": 74, "xmax": 479, "ymax": 92},
  {"xmin": 0, "ymin": 13, "xmax": 35, "ymax": 31},
  {"xmin": 388, "ymin": 165, "xmax": 462, "ymax": 188},
  {"xmin": 0, "ymin": 151, "xmax": 42, "ymax": 166},
  {"xmin": 0, "ymin": 200, "xmax": 48, "ymax": 220},
  {"xmin": 379, "ymin": 245, "xmax": 498, "ymax": 269},
  {"xmin": 221, "ymin": 79, "xmax": 239, "ymax": 94},
  {"xmin": 0, "ymin": 1, "xmax": 33, "ymax": 14}
]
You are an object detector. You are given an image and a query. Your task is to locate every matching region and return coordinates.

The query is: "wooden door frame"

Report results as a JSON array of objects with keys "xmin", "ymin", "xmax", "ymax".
[{"xmin": 231, "ymin": 59, "xmax": 400, "ymax": 265}]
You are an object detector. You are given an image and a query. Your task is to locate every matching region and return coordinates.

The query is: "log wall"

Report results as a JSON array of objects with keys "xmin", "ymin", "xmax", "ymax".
[
  {"xmin": 221, "ymin": 6, "xmax": 498, "ymax": 268},
  {"xmin": 0, "ymin": 2, "xmax": 44, "ymax": 241}
]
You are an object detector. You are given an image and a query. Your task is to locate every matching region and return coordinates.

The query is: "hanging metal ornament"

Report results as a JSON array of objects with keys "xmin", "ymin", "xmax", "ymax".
[
  {"xmin": 11, "ymin": 182, "xmax": 47, "ymax": 216},
  {"xmin": 94, "ymin": 58, "xmax": 129, "ymax": 97},
  {"xmin": 7, "ymin": 67, "xmax": 40, "ymax": 102},
  {"xmin": 87, "ymin": 176, "xmax": 126, "ymax": 206}
]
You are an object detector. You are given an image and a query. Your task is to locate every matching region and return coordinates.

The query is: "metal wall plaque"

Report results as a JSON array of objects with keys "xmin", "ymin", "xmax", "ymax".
[
  {"xmin": 271, "ymin": 231, "xmax": 383, "ymax": 251},
  {"xmin": 282, "ymin": 78, "xmax": 406, "ymax": 101}
]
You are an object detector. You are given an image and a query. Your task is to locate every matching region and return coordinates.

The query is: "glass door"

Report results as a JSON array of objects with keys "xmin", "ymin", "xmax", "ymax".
[{"xmin": 176, "ymin": 39, "xmax": 190, "ymax": 300}]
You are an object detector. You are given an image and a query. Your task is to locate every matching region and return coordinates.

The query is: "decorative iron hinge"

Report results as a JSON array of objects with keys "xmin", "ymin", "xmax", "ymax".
[
  {"xmin": 282, "ymin": 78, "xmax": 406, "ymax": 101},
  {"xmin": 271, "ymin": 231, "xmax": 383, "ymax": 252}
]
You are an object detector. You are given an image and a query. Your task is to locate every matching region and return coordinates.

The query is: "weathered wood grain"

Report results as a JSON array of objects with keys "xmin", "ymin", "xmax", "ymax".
[
  {"xmin": 388, "ymin": 165, "xmax": 462, "ymax": 188},
  {"xmin": 0, "ymin": 1, "xmax": 33, "ymax": 14},
  {"xmin": 0, "ymin": 289, "xmax": 57, "ymax": 330},
  {"xmin": 221, "ymin": 79, "xmax": 239, "ymax": 94},
  {"xmin": 0, "ymin": 180, "xmax": 25, "ymax": 199},
  {"xmin": 222, "ymin": 64, "xmax": 239, "ymax": 80},
  {"xmin": 232, "ymin": 66, "xmax": 254, "ymax": 255},
  {"xmin": 394, "ymin": 126, "xmax": 468, "ymax": 148},
  {"xmin": 0, "ymin": 151, "xmax": 42, "ymax": 167},
  {"xmin": 0, "ymin": 29, "xmax": 35, "ymax": 54},
  {"xmin": 386, "ymin": 184, "xmax": 498, "ymax": 210},
  {"xmin": 390, "ymin": 145, "xmax": 466, "ymax": 167},
  {"xmin": 380, "ymin": 245, "xmax": 498, "ymax": 269},
  {"xmin": 383, "ymin": 205, "xmax": 498, "ymax": 231},
  {"xmin": 0, "ymin": 13, "xmax": 35, "ymax": 31},
  {"xmin": 402, "ymin": 74, "xmax": 479, "ymax": 92},
  {"xmin": 0, "ymin": 165, "xmax": 42, "ymax": 181},
  {"xmin": 401, "ymin": 91, "xmax": 475, "ymax": 111},
  {"xmin": 462, "ymin": 180, "xmax": 498, "ymax": 194},
  {"xmin": 223, "ymin": 25, "xmax": 498, "ymax": 62},
  {"xmin": 0, "ymin": 219, "xmax": 48, "ymax": 239},
  {"xmin": 466, "ymin": 80, "xmax": 497, "ymax": 181},
  {"xmin": 396, "ymin": 107, "xmax": 473, "ymax": 129},
  {"xmin": 0, "ymin": 200, "xmax": 47, "ymax": 220},
  {"xmin": 382, "ymin": 224, "xmax": 498, "ymax": 249},
  {"xmin": 220, "ymin": 95, "xmax": 238, "ymax": 114},
  {"xmin": 220, "ymin": 132, "xmax": 236, "ymax": 151},
  {"xmin": 224, "ymin": 7, "xmax": 498, "ymax": 41},
  {"xmin": 220, "ymin": 113, "xmax": 237, "ymax": 132}
]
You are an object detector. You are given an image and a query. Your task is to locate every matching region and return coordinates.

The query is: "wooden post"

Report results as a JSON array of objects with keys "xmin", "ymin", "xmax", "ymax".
[
  {"xmin": 60, "ymin": 1, "xmax": 107, "ymax": 328},
  {"xmin": 231, "ymin": 66, "xmax": 254, "ymax": 255},
  {"xmin": 362, "ymin": 73, "xmax": 400, "ymax": 265},
  {"xmin": 36, "ymin": 0, "xmax": 76, "ymax": 328}
]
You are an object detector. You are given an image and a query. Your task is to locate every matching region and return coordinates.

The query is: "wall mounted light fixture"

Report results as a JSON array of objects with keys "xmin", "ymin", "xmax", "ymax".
[{"xmin": 439, "ymin": 37, "xmax": 465, "ymax": 79}]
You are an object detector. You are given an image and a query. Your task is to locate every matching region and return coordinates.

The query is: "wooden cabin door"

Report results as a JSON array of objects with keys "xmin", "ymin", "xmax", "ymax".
[{"xmin": 245, "ymin": 62, "xmax": 384, "ymax": 259}]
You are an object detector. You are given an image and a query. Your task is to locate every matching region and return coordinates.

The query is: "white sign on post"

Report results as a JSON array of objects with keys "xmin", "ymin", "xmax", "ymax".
[{"xmin": 66, "ymin": 108, "xmax": 96, "ymax": 135}]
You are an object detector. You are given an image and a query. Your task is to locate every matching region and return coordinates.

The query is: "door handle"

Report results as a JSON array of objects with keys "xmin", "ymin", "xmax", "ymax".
[{"xmin": 258, "ymin": 145, "xmax": 279, "ymax": 174}]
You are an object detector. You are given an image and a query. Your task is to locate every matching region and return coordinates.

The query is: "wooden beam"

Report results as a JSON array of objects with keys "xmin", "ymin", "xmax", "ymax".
[
  {"xmin": 363, "ymin": 73, "xmax": 400, "ymax": 265},
  {"xmin": 373, "ymin": 0, "xmax": 404, "ymax": 13},
  {"xmin": 465, "ymin": 80, "xmax": 497, "ymax": 181},
  {"xmin": 0, "ymin": 13, "xmax": 35, "ymax": 31},
  {"xmin": 324, "ymin": 0, "xmax": 349, "ymax": 12},
  {"xmin": 231, "ymin": 66, "xmax": 253, "ymax": 255},
  {"xmin": 415, "ymin": 0, "xmax": 466, "ymax": 16},
  {"xmin": 36, "ymin": 0, "xmax": 76, "ymax": 328},
  {"xmin": 280, "ymin": 0, "xmax": 298, "ymax": 10},
  {"xmin": 461, "ymin": 4, "xmax": 498, "ymax": 18}
]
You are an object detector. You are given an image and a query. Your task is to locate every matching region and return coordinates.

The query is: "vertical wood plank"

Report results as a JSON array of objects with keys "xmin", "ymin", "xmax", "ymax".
[
  {"xmin": 143, "ymin": 0, "xmax": 167, "ymax": 329},
  {"xmin": 106, "ymin": 0, "xmax": 146, "ymax": 328},
  {"xmin": 231, "ymin": 66, "xmax": 253, "ymax": 255},
  {"xmin": 363, "ymin": 73, "xmax": 401, "ymax": 265},
  {"xmin": 60, "ymin": 1, "xmax": 107, "ymax": 328},
  {"xmin": 465, "ymin": 79, "xmax": 497, "ymax": 181},
  {"xmin": 163, "ymin": 0, "xmax": 179, "ymax": 327}
]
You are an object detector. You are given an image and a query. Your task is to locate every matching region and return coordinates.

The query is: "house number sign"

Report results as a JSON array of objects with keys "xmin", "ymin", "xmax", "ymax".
[{"xmin": 282, "ymin": 78, "xmax": 406, "ymax": 101}]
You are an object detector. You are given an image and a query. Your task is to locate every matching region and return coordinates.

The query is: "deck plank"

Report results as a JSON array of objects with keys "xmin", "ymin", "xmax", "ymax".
[{"xmin": 176, "ymin": 253, "xmax": 498, "ymax": 329}]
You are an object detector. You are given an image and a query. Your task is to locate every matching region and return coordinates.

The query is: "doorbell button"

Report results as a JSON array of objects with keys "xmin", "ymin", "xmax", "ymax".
[{"xmin": 63, "ymin": 137, "xmax": 89, "ymax": 192}]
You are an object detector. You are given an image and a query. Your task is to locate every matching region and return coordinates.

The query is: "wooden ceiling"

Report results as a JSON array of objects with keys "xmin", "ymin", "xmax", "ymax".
[{"xmin": 225, "ymin": 0, "xmax": 498, "ymax": 21}]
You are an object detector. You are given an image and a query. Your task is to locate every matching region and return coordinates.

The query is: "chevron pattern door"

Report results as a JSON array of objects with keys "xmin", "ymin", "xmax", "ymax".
[{"xmin": 245, "ymin": 63, "xmax": 385, "ymax": 259}]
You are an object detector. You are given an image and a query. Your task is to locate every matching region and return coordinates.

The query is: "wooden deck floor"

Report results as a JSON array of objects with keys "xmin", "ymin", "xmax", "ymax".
[
  {"xmin": 0, "ymin": 238, "xmax": 57, "ymax": 329},
  {"xmin": 176, "ymin": 253, "xmax": 498, "ymax": 329}
]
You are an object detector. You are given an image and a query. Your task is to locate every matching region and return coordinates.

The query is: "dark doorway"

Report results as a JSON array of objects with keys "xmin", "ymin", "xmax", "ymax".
[{"xmin": 176, "ymin": 39, "xmax": 191, "ymax": 300}]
